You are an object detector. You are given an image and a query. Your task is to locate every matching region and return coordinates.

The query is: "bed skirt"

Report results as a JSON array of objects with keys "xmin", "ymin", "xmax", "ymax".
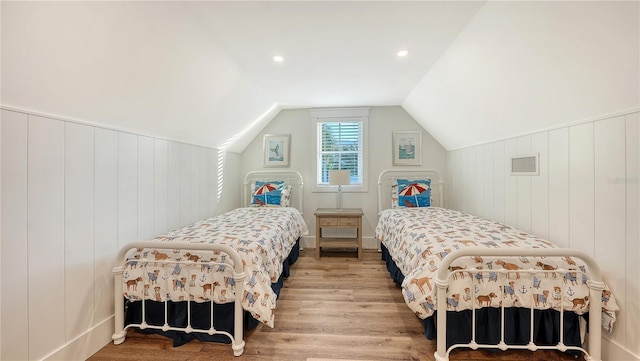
[
  {"xmin": 381, "ymin": 244, "xmax": 585, "ymax": 350},
  {"xmin": 124, "ymin": 238, "xmax": 300, "ymax": 346}
]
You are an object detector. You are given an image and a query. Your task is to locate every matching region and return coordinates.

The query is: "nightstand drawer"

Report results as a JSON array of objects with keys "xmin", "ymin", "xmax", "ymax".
[
  {"xmin": 319, "ymin": 217, "xmax": 338, "ymax": 226},
  {"xmin": 339, "ymin": 217, "xmax": 359, "ymax": 226}
]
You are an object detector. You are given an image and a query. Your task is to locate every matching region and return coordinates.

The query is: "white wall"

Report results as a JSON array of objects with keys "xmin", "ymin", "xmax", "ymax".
[
  {"xmin": 0, "ymin": 108, "xmax": 239, "ymax": 360},
  {"xmin": 447, "ymin": 110, "xmax": 640, "ymax": 360},
  {"xmin": 219, "ymin": 151, "xmax": 243, "ymax": 214},
  {"xmin": 0, "ymin": 106, "xmax": 2, "ymax": 361},
  {"xmin": 240, "ymin": 106, "xmax": 448, "ymax": 249}
]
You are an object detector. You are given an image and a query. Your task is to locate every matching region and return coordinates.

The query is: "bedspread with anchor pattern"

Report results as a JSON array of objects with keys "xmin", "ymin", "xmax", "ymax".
[
  {"xmin": 375, "ymin": 207, "xmax": 619, "ymax": 332},
  {"xmin": 121, "ymin": 207, "xmax": 308, "ymax": 327}
]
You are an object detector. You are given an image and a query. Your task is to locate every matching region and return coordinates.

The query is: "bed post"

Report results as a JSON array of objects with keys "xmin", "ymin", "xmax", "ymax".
[
  {"xmin": 434, "ymin": 276, "xmax": 450, "ymax": 361},
  {"xmin": 232, "ymin": 263, "xmax": 246, "ymax": 356},
  {"xmin": 586, "ymin": 279, "xmax": 605, "ymax": 361},
  {"xmin": 112, "ymin": 265, "xmax": 127, "ymax": 344}
]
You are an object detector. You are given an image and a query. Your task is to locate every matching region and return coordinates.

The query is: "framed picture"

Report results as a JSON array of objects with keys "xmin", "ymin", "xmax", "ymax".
[
  {"xmin": 263, "ymin": 134, "xmax": 290, "ymax": 167},
  {"xmin": 392, "ymin": 131, "xmax": 422, "ymax": 166}
]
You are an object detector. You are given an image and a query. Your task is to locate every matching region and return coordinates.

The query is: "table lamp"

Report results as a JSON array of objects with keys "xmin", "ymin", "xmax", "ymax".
[{"xmin": 329, "ymin": 169, "xmax": 350, "ymax": 208}]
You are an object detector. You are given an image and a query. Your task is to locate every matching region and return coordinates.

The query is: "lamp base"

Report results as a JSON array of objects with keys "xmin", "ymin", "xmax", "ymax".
[{"xmin": 337, "ymin": 185, "xmax": 343, "ymax": 209}]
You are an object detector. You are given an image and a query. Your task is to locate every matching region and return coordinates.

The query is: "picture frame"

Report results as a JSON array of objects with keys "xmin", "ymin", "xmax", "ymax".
[
  {"xmin": 392, "ymin": 131, "xmax": 422, "ymax": 166},
  {"xmin": 263, "ymin": 134, "xmax": 290, "ymax": 167}
]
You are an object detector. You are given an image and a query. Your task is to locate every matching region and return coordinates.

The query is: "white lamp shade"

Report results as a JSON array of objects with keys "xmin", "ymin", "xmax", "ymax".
[{"xmin": 329, "ymin": 170, "xmax": 351, "ymax": 186}]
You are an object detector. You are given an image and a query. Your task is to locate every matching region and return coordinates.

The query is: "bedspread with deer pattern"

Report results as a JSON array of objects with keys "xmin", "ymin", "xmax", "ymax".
[
  {"xmin": 121, "ymin": 207, "xmax": 308, "ymax": 327},
  {"xmin": 375, "ymin": 207, "xmax": 619, "ymax": 332}
]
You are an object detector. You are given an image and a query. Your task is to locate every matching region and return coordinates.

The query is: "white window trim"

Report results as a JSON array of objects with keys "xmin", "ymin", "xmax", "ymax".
[{"xmin": 312, "ymin": 107, "xmax": 369, "ymax": 193}]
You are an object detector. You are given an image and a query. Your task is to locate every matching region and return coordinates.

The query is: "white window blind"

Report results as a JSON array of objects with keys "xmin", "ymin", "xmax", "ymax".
[{"xmin": 317, "ymin": 121, "xmax": 363, "ymax": 185}]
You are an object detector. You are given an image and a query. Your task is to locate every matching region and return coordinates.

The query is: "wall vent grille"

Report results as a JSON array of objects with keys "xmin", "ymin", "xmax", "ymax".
[{"xmin": 511, "ymin": 153, "xmax": 539, "ymax": 176}]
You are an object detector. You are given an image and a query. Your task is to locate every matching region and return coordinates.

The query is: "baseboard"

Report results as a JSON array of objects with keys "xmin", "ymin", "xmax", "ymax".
[
  {"xmin": 363, "ymin": 237, "xmax": 380, "ymax": 250},
  {"xmin": 301, "ymin": 236, "xmax": 380, "ymax": 251},
  {"xmin": 301, "ymin": 236, "xmax": 315, "ymax": 250},
  {"xmin": 603, "ymin": 336, "xmax": 640, "ymax": 361},
  {"xmin": 42, "ymin": 316, "xmax": 113, "ymax": 361}
]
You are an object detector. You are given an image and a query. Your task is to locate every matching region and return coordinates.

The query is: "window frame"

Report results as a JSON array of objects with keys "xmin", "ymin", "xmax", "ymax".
[{"xmin": 311, "ymin": 107, "xmax": 369, "ymax": 193}]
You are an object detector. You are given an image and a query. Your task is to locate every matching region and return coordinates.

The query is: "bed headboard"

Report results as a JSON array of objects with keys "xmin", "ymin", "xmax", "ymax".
[
  {"xmin": 243, "ymin": 170, "xmax": 304, "ymax": 212},
  {"xmin": 377, "ymin": 168, "xmax": 444, "ymax": 215}
]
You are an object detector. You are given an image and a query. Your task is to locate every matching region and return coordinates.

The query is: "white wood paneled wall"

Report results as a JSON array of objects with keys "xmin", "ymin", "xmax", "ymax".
[
  {"xmin": 94, "ymin": 128, "xmax": 119, "ymax": 331},
  {"xmin": 0, "ymin": 109, "xmax": 222, "ymax": 360},
  {"xmin": 28, "ymin": 115, "xmax": 66, "ymax": 359},
  {"xmin": 447, "ymin": 111, "xmax": 640, "ymax": 359},
  {"xmin": 1, "ymin": 110, "xmax": 29, "ymax": 361}
]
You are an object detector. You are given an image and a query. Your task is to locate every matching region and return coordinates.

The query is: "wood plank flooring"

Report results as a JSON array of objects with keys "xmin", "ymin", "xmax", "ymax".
[{"xmin": 88, "ymin": 249, "xmax": 579, "ymax": 361}]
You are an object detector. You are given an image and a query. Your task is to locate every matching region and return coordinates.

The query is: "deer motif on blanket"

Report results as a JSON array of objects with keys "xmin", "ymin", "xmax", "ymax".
[
  {"xmin": 477, "ymin": 293, "xmax": 497, "ymax": 307},
  {"xmin": 536, "ymin": 261, "xmax": 558, "ymax": 278},
  {"xmin": 409, "ymin": 276, "xmax": 432, "ymax": 294},
  {"xmin": 571, "ymin": 296, "xmax": 588, "ymax": 310},
  {"xmin": 126, "ymin": 277, "xmax": 143, "ymax": 291},
  {"xmin": 496, "ymin": 259, "xmax": 521, "ymax": 279}
]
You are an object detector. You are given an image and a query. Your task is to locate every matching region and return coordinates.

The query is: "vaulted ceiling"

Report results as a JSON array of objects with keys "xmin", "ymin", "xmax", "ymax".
[{"xmin": 2, "ymin": 1, "xmax": 638, "ymax": 152}]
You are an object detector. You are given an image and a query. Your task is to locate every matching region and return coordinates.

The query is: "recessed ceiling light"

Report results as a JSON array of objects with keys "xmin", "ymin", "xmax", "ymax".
[
  {"xmin": 273, "ymin": 55, "xmax": 284, "ymax": 63},
  {"xmin": 397, "ymin": 49, "xmax": 409, "ymax": 57}
]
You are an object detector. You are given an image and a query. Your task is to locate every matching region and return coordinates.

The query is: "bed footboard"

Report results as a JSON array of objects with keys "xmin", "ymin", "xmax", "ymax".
[
  {"xmin": 434, "ymin": 248, "xmax": 605, "ymax": 361},
  {"xmin": 112, "ymin": 241, "xmax": 247, "ymax": 356}
]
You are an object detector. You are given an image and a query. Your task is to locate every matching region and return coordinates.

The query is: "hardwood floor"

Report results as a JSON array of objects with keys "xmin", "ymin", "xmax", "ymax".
[{"xmin": 89, "ymin": 249, "xmax": 578, "ymax": 361}]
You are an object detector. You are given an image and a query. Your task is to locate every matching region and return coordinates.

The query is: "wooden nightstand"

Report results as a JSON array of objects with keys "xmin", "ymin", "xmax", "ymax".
[{"xmin": 314, "ymin": 208, "xmax": 364, "ymax": 260}]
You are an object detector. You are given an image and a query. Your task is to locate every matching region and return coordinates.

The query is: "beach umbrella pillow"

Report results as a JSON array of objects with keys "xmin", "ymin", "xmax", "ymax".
[
  {"xmin": 397, "ymin": 179, "xmax": 431, "ymax": 207},
  {"xmin": 252, "ymin": 180, "xmax": 285, "ymax": 206}
]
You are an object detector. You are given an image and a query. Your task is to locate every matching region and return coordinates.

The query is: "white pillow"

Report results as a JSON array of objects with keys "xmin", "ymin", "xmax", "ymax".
[
  {"xmin": 280, "ymin": 184, "xmax": 292, "ymax": 207},
  {"xmin": 391, "ymin": 184, "xmax": 399, "ymax": 209}
]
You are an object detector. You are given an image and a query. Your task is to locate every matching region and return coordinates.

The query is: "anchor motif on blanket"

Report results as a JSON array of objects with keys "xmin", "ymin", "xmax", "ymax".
[{"xmin": 519, "ymin": 285, "xmax": 528, "ymax": 294}]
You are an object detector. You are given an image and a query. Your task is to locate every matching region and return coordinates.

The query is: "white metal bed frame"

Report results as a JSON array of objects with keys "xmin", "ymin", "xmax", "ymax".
[
  {"xmin": 376, "ymin": 168, "xmax": 606, "ymax": 361},
  {"xmin": 112, "ymin": 170, "xmax": 305, "ymax": 356},
  {"xmin": 112, "ymin": 242, "xmax": 247, "ymax": 355},
  {"xmin": 435, "ymin": 248, "xmax": 604, "ymax": 361}
]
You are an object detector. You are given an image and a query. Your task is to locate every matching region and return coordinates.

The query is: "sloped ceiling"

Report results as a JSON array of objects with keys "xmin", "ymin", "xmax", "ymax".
[
  {"xmin": 403, "ymin": 1, "xmax": 640, "ymax": 150},
  {"xmin": 1, "ymin": 1, "xmax": 280, "ymax": 153},
  {"xmin": 2, "ymin": 1, "xmax": 638, "ymax": 152}
]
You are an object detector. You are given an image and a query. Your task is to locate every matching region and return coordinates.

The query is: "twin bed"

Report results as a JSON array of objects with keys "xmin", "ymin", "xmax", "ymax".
[
  {"xmin": 112, "ymin": 170, "xmax": 308, "ymax": 356},
  {"xmin": 375, "ymin": 169, "xmax": 618, "ymax": 361},
  {"xmin": 112, "ymin": 168, "xmax": 618, "ymax": 360}
]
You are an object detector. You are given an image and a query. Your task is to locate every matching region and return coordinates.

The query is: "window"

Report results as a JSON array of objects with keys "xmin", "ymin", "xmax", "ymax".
[
  {"xmin": 318, "ymin": 121, "xmax": 362, "ymax": 184},
  {"xmin": 312, "ymin": 108, "xmax": 368, "ymax": 191}
]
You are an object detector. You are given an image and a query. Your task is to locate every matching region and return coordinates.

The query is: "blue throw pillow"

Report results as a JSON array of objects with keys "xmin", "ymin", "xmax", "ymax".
[
  {"xmin": 397, "ymin": 179, "xmax": 431, "ymax": 207},
  {"xmin": 252, "ymin": 181, "xmax": 284, "ymax": 206}
]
